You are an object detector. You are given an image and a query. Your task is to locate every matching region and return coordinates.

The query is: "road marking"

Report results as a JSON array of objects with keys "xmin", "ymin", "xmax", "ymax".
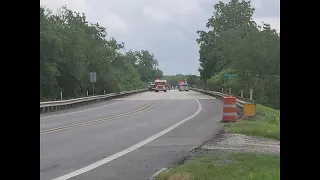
[
  {"xmin": 40, "ymin": 101, "xmax": 122, "ymax": 120},
  {"xmin": 150, "ymin": 168, "xmax": 168, "ymax": 180},
  {"xmin": 53, "ymin": 99, "xmax": 202, "ymax": 180},
  {"xmin": 40, "ymin": 100, "xmax": 161, "ymax": 135}
]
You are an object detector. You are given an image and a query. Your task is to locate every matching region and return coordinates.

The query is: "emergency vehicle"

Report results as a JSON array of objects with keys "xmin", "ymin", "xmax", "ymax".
[
  {"xmin": 178, "ymin": 80, "xmax": 189, "ymax": 91},
  {"xmin": 154, "ymin": 79, "xmax": 167, "ymax": 92}
]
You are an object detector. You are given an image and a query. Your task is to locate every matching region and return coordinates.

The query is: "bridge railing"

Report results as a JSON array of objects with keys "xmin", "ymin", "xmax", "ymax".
[
  {"xmin": 40, "ymin": 89, "xmax": 148, "ymax": 114},
  {"xmin": 190, "ymin": 87, "xmax": 256, "ymax": 117}
]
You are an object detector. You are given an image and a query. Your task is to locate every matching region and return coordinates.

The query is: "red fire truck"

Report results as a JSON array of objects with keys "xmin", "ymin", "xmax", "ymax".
[{"xmin": 154, "ymin": 79, "xmax": 167, "ymax": 92}]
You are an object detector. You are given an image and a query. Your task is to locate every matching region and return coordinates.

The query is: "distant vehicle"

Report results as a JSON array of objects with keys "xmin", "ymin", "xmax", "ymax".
[
  {"xmin": 149, "ymin": 83, "xmax": 155, "ymax": 91},
  {"xmin": 154, "ymin": 79, "xmax": 167, "ymax": 92},
  {"xmin": 179, "ymin": 83, "xmax": 189, "ymax": 91},
  {"xmin": 149, "ymin": 83, "xmax": 156, "ymax": 91}
]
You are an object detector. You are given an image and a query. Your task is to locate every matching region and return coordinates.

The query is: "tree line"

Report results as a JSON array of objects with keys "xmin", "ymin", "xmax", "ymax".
[
  {"xmin": 40, "ymin": 6, "xmax": 163, "ymax": 101},
  {"xmin": 196, "ymin": 0, "xmax": 280, "ymax": 109},
  {"xmin": 163, "ymin": 74, "xmax": 202, "ymax": 87}
]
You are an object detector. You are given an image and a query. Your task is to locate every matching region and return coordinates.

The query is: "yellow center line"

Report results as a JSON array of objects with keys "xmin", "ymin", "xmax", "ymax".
[{"xmin": 40, "ymin": 100, "xmax": 161, "ymax": 135}]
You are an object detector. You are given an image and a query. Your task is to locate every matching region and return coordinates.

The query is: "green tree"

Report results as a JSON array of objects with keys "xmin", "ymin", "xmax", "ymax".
[
  {"xmin": 197, "ymin": 0, "xmax": 280, "ymax": 109},
  {"xmin": 40, "ymin": 6, "xmax": 164, "ymax": 100}
]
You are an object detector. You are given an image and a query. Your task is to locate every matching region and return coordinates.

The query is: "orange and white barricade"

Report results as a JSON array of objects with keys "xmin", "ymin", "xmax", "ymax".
[{"xmin": 222, "ymin": 96, "xmax": 237, "ymax": 122}]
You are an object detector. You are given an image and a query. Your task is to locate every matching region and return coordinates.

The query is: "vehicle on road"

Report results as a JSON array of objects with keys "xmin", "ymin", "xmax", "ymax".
[
  {"xmin": 149, "ymin": 83, "xmax": 155, "ymax": 91},
  {"xmin": 179, "ymin": 83, "xmax": 189, "ymax": 91},
  {"xmin": 154, "ymin": 79, "xmax": 167, "ymax": 92}
]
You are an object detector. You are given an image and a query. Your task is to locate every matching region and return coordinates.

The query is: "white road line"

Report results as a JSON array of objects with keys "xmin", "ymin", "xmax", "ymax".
[
  {"xmin": 40, "ymin": 101, "xmax": 121, "ymax": 120},
  {"xmin": 53, "ymin": 99, "xmax": 202, "ymax": 180},
  {"xmin": 150, "ymin": 168, "xmax": 168, "ymax": 179}
]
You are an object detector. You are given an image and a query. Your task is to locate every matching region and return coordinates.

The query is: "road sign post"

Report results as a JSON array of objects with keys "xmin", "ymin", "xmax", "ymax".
[
  {"xmin": 224, "ymin": 74, "xmax": 237, "ymax": 94},
  {"xmin": 90, "ymin": 72, "xmax": 97, "ymax": 95}
]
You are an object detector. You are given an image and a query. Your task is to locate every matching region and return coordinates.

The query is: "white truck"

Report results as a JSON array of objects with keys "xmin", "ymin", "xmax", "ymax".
[{"xmin": 179, "ymin": 83, "xmax": 189, "ymax": 91}]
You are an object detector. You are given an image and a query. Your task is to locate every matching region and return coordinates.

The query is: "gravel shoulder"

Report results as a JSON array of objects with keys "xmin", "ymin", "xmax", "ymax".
[
  {"xmin": 155, "ymin": 129, "xmax": 280, "ymax": 180},
  {"xmin": 200, "ymin": 130, "xmax": 280, "ymax": 155}
]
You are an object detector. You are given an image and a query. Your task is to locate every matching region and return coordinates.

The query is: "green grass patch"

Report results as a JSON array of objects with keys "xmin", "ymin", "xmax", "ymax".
[
  {"xmin": 225, "ymin": 104, "xmax": 280, "ymax": 140},
  {"xmin": 156, "ymin": 153, "xmax": 280, "ymax": 180}
]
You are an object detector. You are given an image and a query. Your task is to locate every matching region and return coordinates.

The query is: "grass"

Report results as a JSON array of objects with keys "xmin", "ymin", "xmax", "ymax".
[
  {"xmin": 225, "ymin": 104, "xmax": 280, "ymax": 140},
  {"xmin": 156, "ymin": 153, "xmax": 280, "ymax": 180}
]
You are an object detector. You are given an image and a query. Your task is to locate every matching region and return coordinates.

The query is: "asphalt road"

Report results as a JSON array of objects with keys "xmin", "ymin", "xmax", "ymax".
[{"xmin": 40, "ymin": 90, "xmax": 224, "ymax": 180}]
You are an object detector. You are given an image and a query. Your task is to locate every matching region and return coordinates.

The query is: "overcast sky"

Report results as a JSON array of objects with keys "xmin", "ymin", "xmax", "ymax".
[{"xmin": 40, "ymin": 0, "xmax": 280, "ymax": 75}]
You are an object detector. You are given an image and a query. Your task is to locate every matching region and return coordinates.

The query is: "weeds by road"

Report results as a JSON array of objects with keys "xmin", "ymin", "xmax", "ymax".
[
  {"xmin": 225, "ymin": 104, "xmax": 280, "ymax": 140},
  {"xmin": 156, "ymin": 152, "xmax": 280, "ymax": 180}
]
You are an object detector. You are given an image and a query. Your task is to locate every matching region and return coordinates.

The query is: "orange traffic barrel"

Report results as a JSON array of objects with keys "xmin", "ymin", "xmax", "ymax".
[{"xmin": 222, "ymin": 96, "xmax": 237, "ymax": 122}]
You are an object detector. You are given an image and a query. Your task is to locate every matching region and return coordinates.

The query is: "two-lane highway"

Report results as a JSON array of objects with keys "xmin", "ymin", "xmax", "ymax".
[{"xmin": 40, "ymin": 90, "xmax": 224, "ymax": 180}]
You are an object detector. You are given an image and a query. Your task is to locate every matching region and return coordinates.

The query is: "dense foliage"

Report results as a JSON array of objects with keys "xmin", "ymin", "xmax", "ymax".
[
  {"xmin": 163, "ymin": 74, "xmax": 203, "ymax": 87},
  {"xmin": 40, "ymin": 6, "xmax": 163, "ymax": 101},
  {"xmin": 196, "ymin": 0, "xmax": 280, "ymax": 109}
]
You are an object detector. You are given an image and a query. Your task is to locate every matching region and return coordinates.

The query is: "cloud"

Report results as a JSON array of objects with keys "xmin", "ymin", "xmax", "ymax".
[
  {"xmin": 40, "ymin": 0, "xmax": 280, "ymax": 75},
  {"xmin": 103, "ymin": 14, "xmax": 127, "ymax": 33},
  {"xmin": 142, "ymin": 6, "xmax": 171, "ymax": 24}
]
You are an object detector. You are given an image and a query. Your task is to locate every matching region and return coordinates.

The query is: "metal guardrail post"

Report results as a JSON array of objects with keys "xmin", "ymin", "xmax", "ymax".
[{"xmin": 250, "ymin": 89, "xmax": 253, "ymax": 100}]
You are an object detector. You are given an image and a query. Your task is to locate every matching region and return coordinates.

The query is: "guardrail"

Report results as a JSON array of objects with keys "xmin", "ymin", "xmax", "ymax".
[
  {"xmin": 190, "ymin": 88, "xmax": 251, "ymax": 107},
  {"xmin": 40, "ymin": 89, "xmax": 148, "ymax": 114},
  {"xmin": 190, "ymin": 88, "xmax": 256, "ymax": 118}
]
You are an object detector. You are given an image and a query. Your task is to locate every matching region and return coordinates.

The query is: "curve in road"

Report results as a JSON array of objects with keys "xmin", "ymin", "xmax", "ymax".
[
  {"xmin": 40, "ymin": 90, "xmax": 223, "ymax": 180},
  {"xmin": 53, "ymin": 99, "xmax": 202, "ymax": 180}
]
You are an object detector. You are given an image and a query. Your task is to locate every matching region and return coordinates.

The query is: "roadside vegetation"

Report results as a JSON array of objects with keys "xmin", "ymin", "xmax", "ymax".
[
  {"xmin": 157, "ymin": 1, "xmax": 280, "ymax": 179},
  {"xmin": 226, "ymin": 104, "xmax": 280, "ymax": 140},
  {"xmin": 197, "ymin": 0, "xmax": 280, "ymax": 109},
  {"xmin": 156, "ymin": 153, "xmax": 280, "ymax": 180},
  {"xmin": 40, "ymin": 6, "xmax": 163, "ymax": 101}
]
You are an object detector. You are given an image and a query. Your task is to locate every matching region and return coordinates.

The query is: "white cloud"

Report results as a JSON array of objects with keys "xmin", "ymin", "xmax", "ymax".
[
  {"xmin": 170, "ymin": 0, "xmax": 203, "ymax": 15},
  {"xmin": 142, "ymin": 6, "xmax": 171, "ymax": 24},
  {"xmin": 250, "ymin": 0, "xmax": 263, "ymax": 9},
  {"xmin": 143, "ymin": 0, "xmax": 203, "ymax": 16},
  {"xmin": 142, "ymin": 0, "xmax": 204, "ymax": 25},
  {"xmin": 162, "ymin": 30, "xmax": 187, "ymax": 42},
  {"xmin": 103, "ymin": 14, "xmax": 127, "ymax": 33}
]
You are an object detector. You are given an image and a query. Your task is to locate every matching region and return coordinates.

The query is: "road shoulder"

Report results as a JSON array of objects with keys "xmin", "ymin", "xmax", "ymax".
[
  {"xmin": 155, "ymin": 104, "xmax": 280, "ymax": 180},
  {"xmin": 155, "ymin": 129, "xmax": 280, "ymax": 180}
]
